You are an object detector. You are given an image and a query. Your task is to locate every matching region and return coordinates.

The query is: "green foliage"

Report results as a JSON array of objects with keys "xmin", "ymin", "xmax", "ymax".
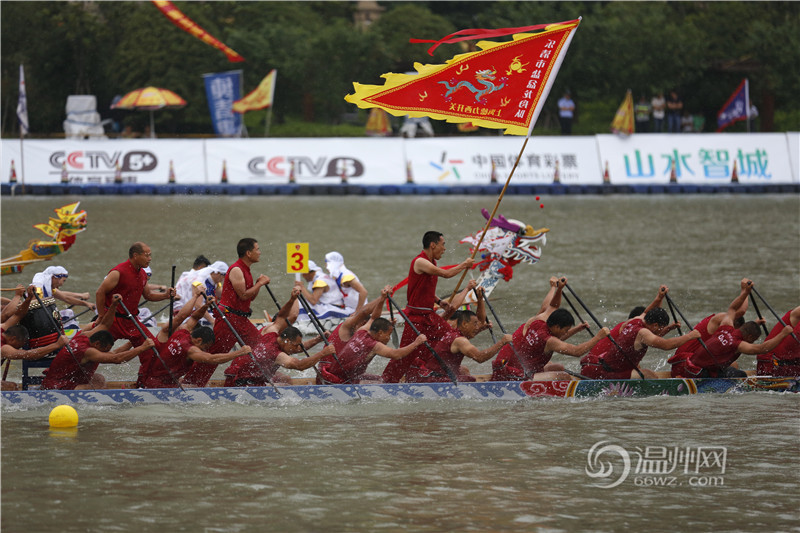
[{"xmin": 2, "ymin": 1, "xmax": 799, "ymax": 136}]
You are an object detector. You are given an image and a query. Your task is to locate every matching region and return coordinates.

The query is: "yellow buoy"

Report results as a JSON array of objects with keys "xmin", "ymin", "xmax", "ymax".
[{"xmin": 49, "ymin": 405, "xmax": 79, "ymax": 428}]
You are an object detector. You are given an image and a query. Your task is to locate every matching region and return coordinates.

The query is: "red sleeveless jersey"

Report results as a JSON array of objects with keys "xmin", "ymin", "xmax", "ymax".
[
  {"xmin": 759, "ymin": 311, "xmax": 800, "ymax": 363},
  {"xmin": 687, "ymin": 324, "xmax": 743, "ymax": 372},
  {"xmin": 142, "ymin": 329, "xmax": 195, "ymax": 385},
  {"xmin": 42, "ymin": 334, "xmax": 96, "ymax": 389},
  {"xmin": 226, "ymin": 331, "xmax": 279, "ymax": 383},
  {"xmin": 582, "ymin": 318, "xmax": 647, "ymax": 372},
  {"xmin": 668, "ymin": 314, "xmax": 714, "ymax": 364},
  {"xmin": 220, "ymin": 259, "xmax": 253, "ymax": 314},
  {"xmin": 325, "ymin": 329, "xmax": 379, "ymax": 383},
  {"xmin": 417, "ymin": 325, "xmax": 463, "ymax": 378},
  {"xmin": 106, "ymin": 260, "xmax": 148, "ymax": 312},
  {"xmin": 406, "ymin": 251, "xmax": 438, "ymax": 311}
]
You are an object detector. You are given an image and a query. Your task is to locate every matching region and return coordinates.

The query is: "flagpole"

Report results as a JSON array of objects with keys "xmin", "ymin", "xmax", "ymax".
[
  {"xmin": 18, "ymin": 131, "xmax": 25, "ymax": 194},
  {"xmin": 745, "ymin": 78, "xmax": 750, "ymax": 133},
  {"xmin": 448, "ymin": 134, "xmax": 531, "ymax": 301},
  {"xmin": 264, "ymin": 107, "xmax": 273, "ymax": 137},
  {"xmin": 264, "ymin": 69, "xmax": 277, "ymax": 137}
]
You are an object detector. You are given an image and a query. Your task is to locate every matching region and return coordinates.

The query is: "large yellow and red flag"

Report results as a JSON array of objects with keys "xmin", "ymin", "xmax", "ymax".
[
  {"xmin": 232, "ymin": 70, "xmax": 277, "ymax": 113},
  {"xmin": 152, "ymin": 0, "xmax": 244, "ymax": 63},
  {"xmin": 345, "ymin": 19, "xmax": 580, "ymax": 136}
]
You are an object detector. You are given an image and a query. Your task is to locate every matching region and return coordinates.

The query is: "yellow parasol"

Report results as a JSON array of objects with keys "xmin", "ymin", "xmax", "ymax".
[{"xmin": 111, "ymin": 87, "xmax": 187, "ymax": 138}]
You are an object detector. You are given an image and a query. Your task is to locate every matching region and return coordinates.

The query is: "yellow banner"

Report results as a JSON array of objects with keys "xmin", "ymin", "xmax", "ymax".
[
  {"xmin": 233, "ymin": 70, "xmax": 277, "ymax": 113},
  {"xmin": 611, "ymin": 90, "xmax": 634, "ymax": 135}
]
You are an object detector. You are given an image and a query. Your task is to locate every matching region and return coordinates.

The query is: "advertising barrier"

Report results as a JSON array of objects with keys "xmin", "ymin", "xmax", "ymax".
[
  {"xmin": 2, "ymin": 134, "xmax": 797, "ymax": 187},
  {"xmin": 402, "ymin": 136, "xmax": 601, "ymax": 185},
  {"xmin": 204, "ymin": 138, "xmax": 406, "ymax": 184},
  {"xmin": 597, "ymin": 133, "xmax": 794, "ymax": 185}
]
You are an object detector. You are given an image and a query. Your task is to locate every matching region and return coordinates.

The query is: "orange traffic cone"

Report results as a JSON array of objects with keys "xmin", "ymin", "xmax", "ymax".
[
  {"xmin": 730, "ymin": 159, "xmax": 739, "ymax": 183},
  {"xmin": 288, "ymin": 161, "xmax": 296, "ymax": 184},
  {"xmin": 490, "ymin": 161, "xmax": 497, "ymax": 183},
  {"xmin": 669, "ymin": 157, "xmax": 677, "ymax": 183},
  {"xmin": 114, "ymin": 162, "xmax": 122, "ymax": 184},
  {"xmin": 9, "ymin": 159, "xmax": 18, "ymax": 184},
  {"xmin": 406, "ymin": 160, "xmax": 414, "ymax": 184},
  {"xmin": 553, "ymin": 159, "xmax": 560, "ymax": 184},
  {"xmin": 220, "ymin": 160, "xmax": 228, "ymax": 183},
  {"xmin": 603, "ymin": 161, "xmax": 610, "ymax": 184},
  {"xmin": 168, "ymin": 160, "xmax": 176, "ymax": 184}
]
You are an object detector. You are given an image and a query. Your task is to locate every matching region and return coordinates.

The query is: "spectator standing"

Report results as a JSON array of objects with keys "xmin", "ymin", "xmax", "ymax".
[
  {"xmin": 557, "ymin": 91, "xmax": 575, "ymax": 135},
  {"xmin": 748, "ymin": 103, "xmax": 759, "ymax": 132},
  {"xmin": 666, "ymin": 90, "xmax": 683, "ymax": 133},
  {"xmin": 634, "ymin": 95, "xmax": 651, "ymax": 133},
  {"xmin": 651, "ymin": 92, "xmax": 666, "ymax": 132}
]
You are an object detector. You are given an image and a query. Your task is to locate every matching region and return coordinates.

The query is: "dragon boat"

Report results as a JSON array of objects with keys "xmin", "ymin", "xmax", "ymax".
[{"xmin": 2, "ymin": 376, "xmax": 797, "ymax": 409}]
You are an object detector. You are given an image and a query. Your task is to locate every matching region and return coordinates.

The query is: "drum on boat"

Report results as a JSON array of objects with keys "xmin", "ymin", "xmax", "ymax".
[{"xmin": 21, "ymin": 297, "xmax": 61, "ymax": 349}]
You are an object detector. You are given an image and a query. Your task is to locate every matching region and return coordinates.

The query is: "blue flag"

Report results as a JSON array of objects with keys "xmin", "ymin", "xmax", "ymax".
[
  {"xmin": 716, "ymin": 79, "xmax": 749, "ymax": 132},
  {"xmin": 203, "ymin": 70, "xmax": 243, "ymax": 137}
]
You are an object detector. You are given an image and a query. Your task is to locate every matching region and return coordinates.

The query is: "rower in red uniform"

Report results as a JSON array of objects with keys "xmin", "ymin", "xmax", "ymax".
[
  {"xmin": 669, "ymin": 279, "xmax": 753, "ymax": 377},
  {"xmin": 317, "ymin": 318, "xmax": 426, "ymax": 384},
  {"xmin": 681, "ymin": 283, "xmax": 794, "ymax": 378},
  {"xmin": 491, "ymin": 277, "xmax": 609, "ymax": 381},
  {"xmin": 580, "ymin": 286, "xmax": 700, "ymax": 379},
  {"xmin": 182, "ymin": 238, "xmax": 273, "ymax": 387},
  {"xmin": 757, "ymin": 306, "xmax": 800, "ymax": 377},
  {"xmin": 95, "ymin": 242, "xmax": 175, "ymax": 347},
  {"xmin": 414, "ymin": 297, "xmax": 511, "ymax": 382},
  {"xmin": 137, "ymin": 295, "xmax": 250, "ymax": 389},
  {"xmin": 224, "ymin": 286, "xmax": 331, "ymax": 387},
  {"xmin": 319, "ymin": 285, "xmax": 393, "ymax": 371},
  {"xmin": 381, "ymin": 231, "xmax": 474, "ymax": 383},
  {"xmin": 42, "ymin": 295, "xmax": 155, "ymax": 390}
]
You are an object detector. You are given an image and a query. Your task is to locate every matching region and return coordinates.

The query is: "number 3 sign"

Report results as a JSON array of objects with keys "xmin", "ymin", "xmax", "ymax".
[{"xmin": 286, "ymin": 243, "xmax": 309, "ymax": 274}]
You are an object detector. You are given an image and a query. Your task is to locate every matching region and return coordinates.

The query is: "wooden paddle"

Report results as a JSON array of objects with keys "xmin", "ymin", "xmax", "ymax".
[
  {"xmin": 663, "ymin": 293, "xmax": 727, "ymax": 371},
  {"xmin": 386, "ymin": 294, "xmax": 458, "ymax": 385},
  {"xmin": 168, "ymin": 265, "xmax": 176, "ymax": 336},
  {"xmin": 202, "ymin": 295, "xmax": 280, "ymax": 395},
  {"xmin": 665, "ymin": 297, "xmax": 683, "ymax": 335},
  {"xmin": 564, "ymin": 283, "xmax": 646, "ymax": 380},
  {"xmin": 751, "ymin": 287, "xmax": 800, "ymax": 344},
  {"xmin": 295, "ymin": 293, "xmax": 358, "ymax": 392},
  {"xmin": 387, "ymin": 294, "xmax": 399, "ymax": 348},
  {"xmin": 116, "ymin": 299, "xmax": 186, "ymax": 392},
  {"xmin": 264, "ymin": 285, "xmax": 326, "ymax": 382},
  {"xmin": 747, "ymin": 293, "xmax": 770, "ymax": 337},
  {"xmin": 137, "ymin": 301, "xmax": 173, "ymax": 326}
]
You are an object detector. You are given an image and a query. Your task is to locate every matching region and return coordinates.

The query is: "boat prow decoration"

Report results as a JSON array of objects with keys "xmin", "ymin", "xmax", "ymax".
[{"xmin": 1, "ymin": 202, "xmax": 88, "ymax": 276}]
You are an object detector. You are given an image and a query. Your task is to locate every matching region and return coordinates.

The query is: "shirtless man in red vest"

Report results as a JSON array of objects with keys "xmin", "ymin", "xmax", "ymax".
[
  {"xmin": 95, "ymin": 242, "xmax": 175, "ymax": 347},
  {"xmin": 757, "ymin": 305, "xmax": 800, "ymax": 377},
  {"xmin": 381, "ymin": 231, "xmax": 474, "ymax": 383},
  {"xmin": 317, "ymin": 317, "xmax": 427, "ymax": 385},
  {"xmin": 182, "ymin": 237, "xmax": 273, "ymax": 387},
  {"xmin": 491, "ymin": 277, "xmax": 609, "ymax": 381},
  {"xmin": 668, "ymin": 279, "xmax": 753, "ymax": 377},
  {"xmin": 414, "ymin": 298, "xmax": 512, "ymax": 383},
  {"xmin": 580, "ymin": 286, "xmax": 700, "ymax": 379}
]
